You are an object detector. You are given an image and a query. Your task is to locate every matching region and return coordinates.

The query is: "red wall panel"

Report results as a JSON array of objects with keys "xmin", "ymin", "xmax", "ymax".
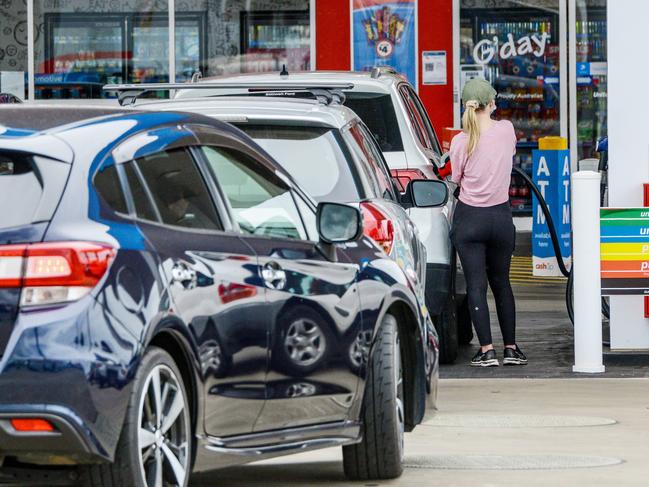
[
  {"xmin": 315, "ymin": 0, "xmax": 454, "ymax": 132},
  {"xmin": 316, "ymin": 0, "xmax": 351, "ymax": 70},
  {"xmin": 417, "ymin": 1, "xmax": 455, "ymax": 133}
]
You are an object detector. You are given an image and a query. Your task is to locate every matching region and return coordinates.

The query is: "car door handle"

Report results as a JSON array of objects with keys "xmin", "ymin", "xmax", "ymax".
[
  {"xmin": 262, "ymin": 261, "xmax": 286, "ymax": 290},
  {"xmin": 171, "ymin": 263, "xmax": 197, "ymax": 289}
]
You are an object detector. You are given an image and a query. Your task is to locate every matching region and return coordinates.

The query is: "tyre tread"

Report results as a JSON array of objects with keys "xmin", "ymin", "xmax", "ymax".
[{"xmin": 343, "ymin": 314, "xmax": 403, "ymax": 480}]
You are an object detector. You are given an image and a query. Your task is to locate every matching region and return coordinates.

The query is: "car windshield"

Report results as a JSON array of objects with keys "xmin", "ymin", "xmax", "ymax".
[
  {"xmin": 234, "ymin": 124, "xmax": 361, "ymax": 203},
  {"xmin": 344, "ymin": 92, "xmax": 404, "ymax": 152}
]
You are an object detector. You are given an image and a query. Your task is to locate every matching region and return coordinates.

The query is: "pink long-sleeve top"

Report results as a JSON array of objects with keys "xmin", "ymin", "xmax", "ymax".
[{"xmin": 449, "ymin": 120, "xmax": 517, "ymax": 207}]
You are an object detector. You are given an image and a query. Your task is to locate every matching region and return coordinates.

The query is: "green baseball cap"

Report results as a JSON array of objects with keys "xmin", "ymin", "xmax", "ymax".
[{"xmin": 461, "ymin": 78, "xmax": 497, "ymax": 105}]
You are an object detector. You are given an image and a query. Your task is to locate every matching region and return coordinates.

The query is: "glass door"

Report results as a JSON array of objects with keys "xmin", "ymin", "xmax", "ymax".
[
  {"xmin": 573, "ymin": 0, "xmax": 607, "ymax": 161},
  {"xmin": 44, "ymin": 15, "xmax": 125, "ymax": 98},
  {"xmin": 458, "ymin": 0, "xmax": 563, "ymax": 215}
]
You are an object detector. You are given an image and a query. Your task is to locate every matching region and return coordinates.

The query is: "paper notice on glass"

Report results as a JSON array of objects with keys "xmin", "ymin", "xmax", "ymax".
[
  {"xmin": 422, "ymin": 51, "xmax": 447, "ymax": 85},
  {"xmin": 0, "ymin": 72, "xmax": 25, "ymax": 101}
]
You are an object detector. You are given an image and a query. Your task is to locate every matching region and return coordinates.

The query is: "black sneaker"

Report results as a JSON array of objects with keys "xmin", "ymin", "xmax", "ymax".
[
  {"xmin": 470, "ymin": 349, "xmax": 499, "ymax": 367},
  {"xmin": 503, "ymin": 346, "xmax": 528, "ymax": 365}
]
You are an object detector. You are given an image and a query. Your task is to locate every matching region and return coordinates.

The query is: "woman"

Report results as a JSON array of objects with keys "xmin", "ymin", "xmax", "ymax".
[{"xmin": 449, "ymin": 78, "xmax": 527, "ymax": 367}]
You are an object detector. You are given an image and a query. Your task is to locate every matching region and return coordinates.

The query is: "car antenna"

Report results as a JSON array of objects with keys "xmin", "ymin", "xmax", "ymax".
[{"xmin": 280, "ymin": 64, "xmax": 289, "ymax": 77}]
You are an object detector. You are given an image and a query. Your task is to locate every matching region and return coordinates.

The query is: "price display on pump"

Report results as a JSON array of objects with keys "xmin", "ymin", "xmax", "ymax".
[{"xmin": 600, "ymin": 208, "xmax": 649, "ymax": 295}]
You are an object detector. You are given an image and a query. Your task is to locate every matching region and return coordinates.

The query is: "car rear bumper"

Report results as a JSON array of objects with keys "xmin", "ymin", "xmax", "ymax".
[{"xmin": 0, "ymin": 405, "xmax": 105, "ymax": 465}]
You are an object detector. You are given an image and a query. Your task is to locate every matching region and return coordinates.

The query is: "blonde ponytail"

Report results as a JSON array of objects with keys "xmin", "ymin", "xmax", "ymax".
[{"xmin": 462, "ymin": 100, "xmax": 481, "ymax": 158}]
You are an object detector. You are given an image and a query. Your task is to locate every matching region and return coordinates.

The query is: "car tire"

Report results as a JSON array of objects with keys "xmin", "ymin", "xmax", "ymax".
[
  {"xmin": 456, "ymin": 294, "xmax": 474, "ymax": 345},
  {"xmin": 80, "ymin": 347, "xmax": 192, "ymax": 487},
  {"xmin": 434, "ymin": 292, "xmax": 458, "ymax": 364},
  {"xmin": 342, "ymin": 314, "xmax": 404, "ymax": 480}
]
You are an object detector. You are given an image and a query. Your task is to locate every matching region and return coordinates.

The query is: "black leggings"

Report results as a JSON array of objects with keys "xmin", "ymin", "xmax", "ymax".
[{"xmin": 451, "ymin": 200, "xmax": 516, "ymax": 347}]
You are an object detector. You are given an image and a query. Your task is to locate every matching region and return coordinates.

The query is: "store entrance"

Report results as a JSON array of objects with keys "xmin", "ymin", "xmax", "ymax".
[{"xmin": 458, "ymin": 0, "xmax": 563, "ymax": 218}]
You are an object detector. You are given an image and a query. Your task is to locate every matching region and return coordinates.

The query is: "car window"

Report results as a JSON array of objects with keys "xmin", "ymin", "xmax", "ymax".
[
  {"xmin": 346, "ymin": 123, "xmax": 396, "ymax": 201},
  {"xmin": 357, "ymin": 123, "xmax": 398, "ymax": 201},
  {"xmin": 201, "ymin": 145, "xmax": 307, "ymax": 241},
  {"xmin": 135, "ymin": 148, "xmax": 222, "ymax": 231},
  {"xmin": 293, "ymin": 192, "xmax": 318, "ymax": 241},
  {"xmin": 123, "ymin": 162, "xmax": 159, "ymax": 222},
  {"xmin": 399, "ymin": 85, "xmax": 433, "ymax": 149},
  {"xmin": 235, "ymin": 124, "xmax": 361, "ymax": 203},
  {"xmin": 406, "ymin": 85, "xmax": 443, "ymax": 155},
  {"xmin": 0, "ymin": 153, "xmax": 46, "ymax": 229},
  {"xmin": 343, "ymin": 92, "xmax": 404, "ymax": 152},
  {"xmin": 94, "ymin": 163, "xmax": 128, "ymax": 214}
]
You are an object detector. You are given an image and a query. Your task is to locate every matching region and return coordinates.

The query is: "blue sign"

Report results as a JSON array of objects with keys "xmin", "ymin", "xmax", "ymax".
[
  {"xmin": 532, "ymin": 149, "xmax": 572, "ymax": 276},
  {"xmin": 352, "ymin": 0, "xmax": 417, "ymax": 86},
  {"xmin": 577, "ymin": 62, "xmax": 591, "ymax": 76}
]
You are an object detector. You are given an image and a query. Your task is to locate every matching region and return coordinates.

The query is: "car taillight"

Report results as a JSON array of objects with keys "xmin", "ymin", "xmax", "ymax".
[
  {"xmin": 390, "ymin": 168, "xmax": 428, "ymax": 192},
  {"xmin": 360, "ymin": 202, "xmax": 394, "ymax": 255},
  {"xmin": 0, "ymin": 242, "xmax": 115, "ymax": 307}
]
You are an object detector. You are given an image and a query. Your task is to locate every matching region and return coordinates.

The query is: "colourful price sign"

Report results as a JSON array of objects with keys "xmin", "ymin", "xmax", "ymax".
[{"xmin": 601, "ymin": 208, "xmax": 649, "ymax": 295}]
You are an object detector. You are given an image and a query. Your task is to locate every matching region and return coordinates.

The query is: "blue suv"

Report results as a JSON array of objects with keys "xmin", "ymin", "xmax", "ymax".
[{"xmin": 0, "ymin": 106, "xmax": 443, "ymax": 486}]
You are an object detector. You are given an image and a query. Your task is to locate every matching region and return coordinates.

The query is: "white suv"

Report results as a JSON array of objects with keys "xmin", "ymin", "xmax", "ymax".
[{"xmin": 172, "ymin": 70, "xmax": 469, "ymax": 363}]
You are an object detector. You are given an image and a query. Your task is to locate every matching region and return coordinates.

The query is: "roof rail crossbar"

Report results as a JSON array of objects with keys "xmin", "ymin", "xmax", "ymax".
[{"xmin": 103, "ymin": 82, "xmax": 355, "ymax": 106}]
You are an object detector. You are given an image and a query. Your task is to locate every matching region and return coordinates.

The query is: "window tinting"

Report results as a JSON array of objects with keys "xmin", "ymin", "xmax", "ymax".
[
  {"xmin": 123, "ymin": 162, "xmax": 158, "ymax": 222},
  {"xmin": 399, "ymin": 85, "xmax": 432, "ymax": 149},
  {"xmin": 0, "ymin": 153, "xmax": 43, "ymax": 229},
  {"xmin": 135, "ymin": 149, "xmax": 221, "ymax": 230},
  {"xmin": 235, "ymin": 124, "xmax": 361, "ymax": 203},
  {"xmin": 406, "ymin": 86, "xmax": 442, "ymax": 154},
  {"xmin": 345, "ymin": 124, "xmax": 395, "ymax": 200},
  {"xmin": 201, "ymin": 146, "xmax": 307, "ymax": 240},
  {"xmin": 94, "ymin": 164, "xmax": 128, "ymax": 214},
  {"xmin": 344, "ymin": 92, "xmax": 404, "ymax": 152}
]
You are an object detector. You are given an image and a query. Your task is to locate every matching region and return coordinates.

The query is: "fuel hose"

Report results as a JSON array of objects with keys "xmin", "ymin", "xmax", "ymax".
[{"xmin": 511, "ymin": 167, "xmax": 609, "ymax": 325}]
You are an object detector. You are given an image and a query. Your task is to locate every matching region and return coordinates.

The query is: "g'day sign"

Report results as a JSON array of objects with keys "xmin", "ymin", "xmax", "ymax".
[{"xmin": 601, "ymin": 208, "xmax": 649, "ymax": 295}]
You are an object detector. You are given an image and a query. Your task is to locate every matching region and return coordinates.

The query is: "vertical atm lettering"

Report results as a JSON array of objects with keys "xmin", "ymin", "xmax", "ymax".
[{"xmin": 532, "ymin": 145, "xmax": 571, "ymax": 277}]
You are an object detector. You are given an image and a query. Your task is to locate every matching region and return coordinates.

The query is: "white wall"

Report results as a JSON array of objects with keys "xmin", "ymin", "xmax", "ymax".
[{"xmin": 608, "ymin": 0, "xmax": 649, "ymax": 349}]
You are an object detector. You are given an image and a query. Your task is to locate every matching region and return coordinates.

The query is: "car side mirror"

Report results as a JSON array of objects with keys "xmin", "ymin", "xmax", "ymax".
[
  {"xmin": 316, "ymin": 202, "xmax": 363, "ymax": 261},
  {"xmin": 317, "ymin": 202, "xmax": 363, "ymax": 244},
  {"xmin": 401, "ymin": 179, "xmax": 449, "ymax": 209}
]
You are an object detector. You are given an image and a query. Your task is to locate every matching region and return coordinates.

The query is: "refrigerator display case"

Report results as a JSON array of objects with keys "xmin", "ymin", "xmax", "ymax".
[
  {"xmin": 460, "ymin": 8, "xmax": 561, "ymax": 214},
  {"xmin": 240, "ymin": 11, "xmax": 310, "ymax": 73},
  {"xmin": 43, "ymin": 12, "xmax": 205, "ymax": 98},
  {"xmin": 575, "ymin": 8, "xmax": 607, "ymax": 160}
]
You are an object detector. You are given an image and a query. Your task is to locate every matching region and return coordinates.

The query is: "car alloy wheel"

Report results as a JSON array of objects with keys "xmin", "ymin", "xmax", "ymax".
[
  {"xmin": 137, "ymin": 364, "xmax": 190, "ymax": 487},
  {"xmin": 394, "ymin": 332, "xmax": 405, "ymax": 461},
  {"xmin": 285, "ymin": 318, "xmax": 326, "ymax": 367}
]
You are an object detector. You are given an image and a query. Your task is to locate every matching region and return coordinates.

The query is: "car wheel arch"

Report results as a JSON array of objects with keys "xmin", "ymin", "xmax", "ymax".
[{"xmin": 144, "ymin": 324, "xmax": 202, "ymax": 464}]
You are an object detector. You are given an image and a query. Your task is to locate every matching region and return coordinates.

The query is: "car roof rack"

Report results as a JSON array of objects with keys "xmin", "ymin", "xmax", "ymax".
[
  {"xmin": 103, "ymin": 82, "xmax": 355, "ymax": 107},
  {"xmin": 370, "ymin": 66, "xmax": 399, "ymax": 79}
]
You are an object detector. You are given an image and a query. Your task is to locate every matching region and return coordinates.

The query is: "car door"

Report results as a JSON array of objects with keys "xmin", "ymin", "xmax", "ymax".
[
  {"xmin": 198, "ymin": 144, "xmax": 364, "ymax": 432},
  {"xmin": 119, "ymin": 141, "xmax": 269, "ymax": 438}
]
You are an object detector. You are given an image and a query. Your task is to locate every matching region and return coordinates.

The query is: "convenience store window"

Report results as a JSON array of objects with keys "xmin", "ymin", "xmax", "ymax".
[
  {"xmin": 460, "ymin": 0, "xmax": 562, "ymax": 215},
  {"xmin": 176, "ymin": 1, "xmax": 310, "ymax": 82},
  {"xmin": 27, "ymin": 0, "xmax": 310, "ymax": 99},
  {"xmin": 0, "ymin": 3, "xmax": 28, "ymax": 100},
  {"xmin": 33, "ymin": 0, "xmax": 170, "ymax": 99},
  {"xmin": 575, "ymin": 0, "xmax": 607, "ymax": 161}
]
